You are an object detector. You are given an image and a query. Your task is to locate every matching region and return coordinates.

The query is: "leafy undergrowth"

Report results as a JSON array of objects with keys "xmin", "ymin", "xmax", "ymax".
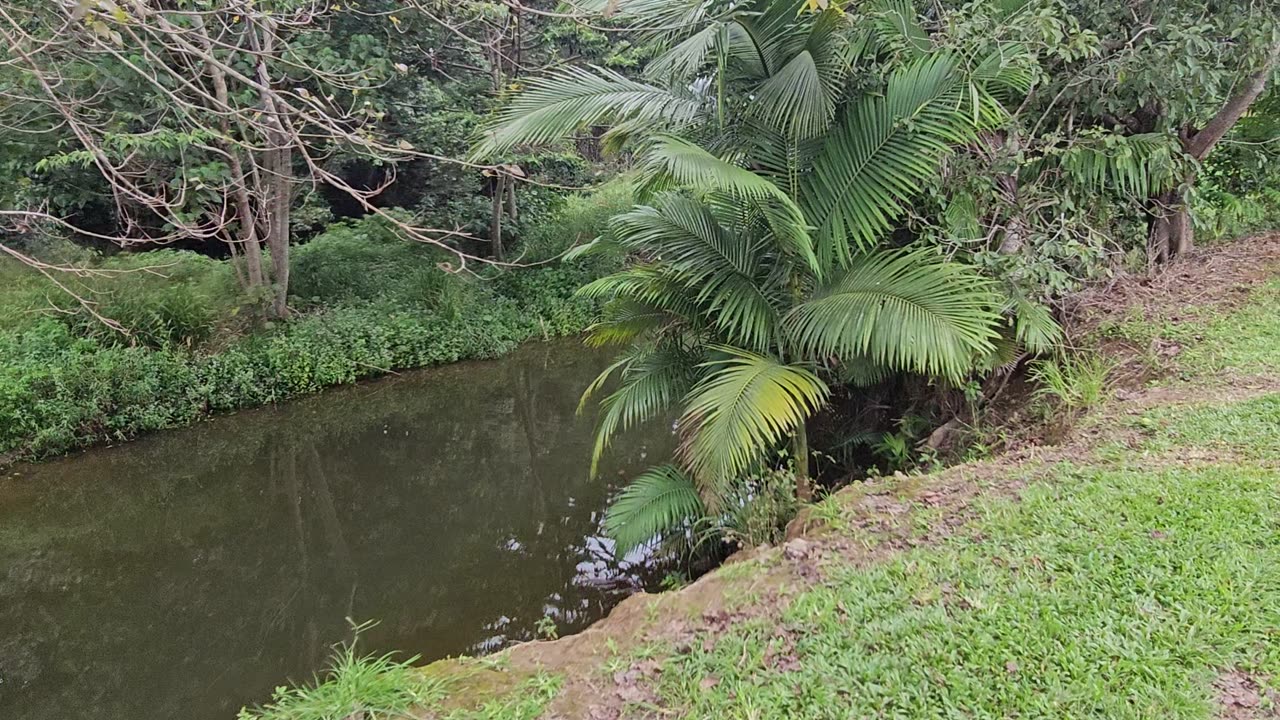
[{"xmin": 247, "ymin": 244, "xmax": 1280, "ymax": 719}]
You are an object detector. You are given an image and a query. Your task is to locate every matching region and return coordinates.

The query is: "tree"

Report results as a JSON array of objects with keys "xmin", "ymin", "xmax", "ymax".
[
  {"xmin": 1013, "ymin": 0, "xmax": 1279, "ymax": 262},
  {"xmin": 480, "ymin": 0, "xmax": 1055, "ymax": 553},
  {"xmin": 0, "ymin": 0, "xmax": 500, "ymax": 319}
]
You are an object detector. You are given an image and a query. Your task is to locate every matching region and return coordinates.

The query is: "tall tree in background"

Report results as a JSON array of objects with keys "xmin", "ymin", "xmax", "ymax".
[
  {"xmin": 1012, "ymin": 0, "xmax": 1278, "ymax": 262},
  {"xmin": 0, "ymin": 0, "xmax": 517, "ymax": 318}
]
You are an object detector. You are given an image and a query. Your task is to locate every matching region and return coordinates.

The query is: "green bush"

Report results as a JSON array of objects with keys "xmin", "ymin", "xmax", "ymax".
[
  {"xmin": 289, "ymin": 217, "xmax": 464, "ymax": 308},
  {"xmin": 0, "ymin": 250, "xmax": 239, "ymax": 348},
  {"xmin": 0, "ymin": 261, "xmax": 605, "ymax": 460},
  {"xmin": 516, "ymin": 177, "xmax": 634, "ymax": 262},
  {"xmin": 0, "ymin": 187, "xmax": 637, "ymax": 461}
]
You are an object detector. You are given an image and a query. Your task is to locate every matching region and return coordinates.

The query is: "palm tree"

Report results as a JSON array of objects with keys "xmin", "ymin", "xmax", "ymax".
[{"xmin": 477, "ymin": 0, "xmax": 1055, "ymax": 554}]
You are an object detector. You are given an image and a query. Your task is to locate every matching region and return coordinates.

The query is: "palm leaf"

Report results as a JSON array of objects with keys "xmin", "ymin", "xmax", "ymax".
[
  {"xmin": 609, "ymin": 198, "xmax": 782, "ymax": 352},
  {"xmin": 644, "ymin": 23, "xmax": 722, "ymax": 82},
  {"xmin": 801, "ymin": 53, "xmax": 997, "ymax": 267},
  {"xmin": 641, "ymin": 136, "xmax": 793, "ymax": 203},
  {"xmin": 473, "ymin": 67, "xmax": 705, "ymax": 157},
  {"xmin": 753, "ymin": 50, "xmax": 837, "ymax": 141},
  {"xmin": 787, "ymin": 249, "xmax": 1001, "ymax": 380},
  {"xmin": 604, "ymin": 465, "xmax": 706, "ymax": 556},
  {"xmin": 680, "ymin": 347, "xmax": 828, "ymax": 501},
  {"xmin": 1007, "ymin": 293, "xmax": 1063, "ymax": 355},
  {"xmin": 584, "ymin": 343, "xmax": 697, "ymax": 476},
  {"xmin": 587, "ymin": 297, "xmax": 683, "ymax": 347},
  {"xmin": 870, "ymin": 0, "xmax": 931, "ymax": 58},
  {"xmin": 1044, "ymin": 132, "xmax": 1184, "ymax": 198}
]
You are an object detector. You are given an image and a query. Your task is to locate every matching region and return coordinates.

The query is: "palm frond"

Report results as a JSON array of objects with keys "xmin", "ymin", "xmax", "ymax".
[
  {"xmin": 587, "ymin": 297, "xmax": 683, "ymax": 347},
  {"xmin": 753, "ymin": 50, "xmax": 837, "ymax": 141},
  {"xmin": 644, "ymin": 23, "xmax": 723, "ymax": 82},
  {"xmin": 750, "ymin": 9, "xmax": 850, "ymax": 141},
  {"xmin": 787, "ymin": 249, "xmax": 1001, "ymax": 380},
  {"xmin": 586, "ymin": 343, "xmax": 698, "ymax": 476},
  {"xmin": 1044, "ymin": 132, "xmax": 1184, "ymax": 198},
  {"xmin": 641, "ymin": 135, "xmax": 792, "ymax": 204},
  {"xmin": 869, "ymin": 0, "xmax": 931, "ymax": 58},
  {"xmin": 680, "ymin": 347, "xmax": 828, "ymax": 500},
  {"xmin": 1007, "ymin": 293, "xmax": 1062, "ymax": 355},
  {"xmin": 604, "ymin": 465, "xmax": 706, "ymax": 557},
  {"xmin": 609, "ymin": 197, "xmax": 782, "ymax": 351},
  {"xmin": 575, "ymin": 0, "xmax": 716, "ymax": 43},
  {"xmin": 972, "ymin": 43, "xmax": 1039, "ymax": 98},
  {"xmin": 801, "ymin": 53, "xmax": 995, "ymax": 267},
  {"xmin": 473, "ymin": 67, "xmax": 705, "ymax": 157},
  {"xmin": 579, "ymin": 265, "xmax": 705, "ymax": 333},
  {"xmin": 838, "ymin": 356, "xmax": 894, "ymax": 387}
]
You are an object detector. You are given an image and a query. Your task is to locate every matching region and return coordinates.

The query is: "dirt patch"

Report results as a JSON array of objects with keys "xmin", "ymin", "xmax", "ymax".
[
  {"xmin": 1217, "ymin": 671, "xmax": 1280, "ymax": 719},
  {"xmin": 1066, "ymin": 234, "xmax": 1280, "ymax": 388},
  {"xmin": 1069, "ymin": 234, "xmax": 1280, "ymax": 336}
]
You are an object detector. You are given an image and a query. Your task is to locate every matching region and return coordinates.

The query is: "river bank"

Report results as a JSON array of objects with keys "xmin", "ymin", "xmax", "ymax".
[
  {"xmin": 0, "ymin": 212, "xmax": 626, "ymax": 467},
  {"xmin": 245, "ymin": 234, "xmax": 1280, "ymax": 719}
]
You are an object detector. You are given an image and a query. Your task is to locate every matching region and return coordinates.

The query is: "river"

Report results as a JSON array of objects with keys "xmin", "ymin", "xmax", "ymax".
[{"xmin": 0, "ymin": 339, "xmax": 669, "ymax": 720}]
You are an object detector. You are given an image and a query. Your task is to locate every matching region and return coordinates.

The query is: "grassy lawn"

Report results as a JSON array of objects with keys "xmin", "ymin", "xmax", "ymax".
[
  {"xmin": 240, "ymin": 274, "xmax": 1280, "ymax": 719},
  {"xmin": 650, "ymin": 459, "xmax": 1280, "ymax": 718}
]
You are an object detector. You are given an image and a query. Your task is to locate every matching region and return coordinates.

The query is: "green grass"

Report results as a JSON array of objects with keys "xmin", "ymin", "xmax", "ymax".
[
  {"xmin": 1136, "ymin": 393, "xmax": 1280, "ymax": 461},
  {"xmin": 1028, "ymin": 352, "xmax": 1114, "ymax": 417},
  {"xmin": 1178, "ymin": 279, "xmax": 1280, "ymax": 376},
  {"xmin": 237, "ymin": 643, "xmax": 446, "ymax": 720},
  {"xmin": 647, "ymin": 460, "xmax": 1280, "ymax": 718},
  {"xmin": 236, "ymin": 640, "xmax": 560, "ymax": 720}
]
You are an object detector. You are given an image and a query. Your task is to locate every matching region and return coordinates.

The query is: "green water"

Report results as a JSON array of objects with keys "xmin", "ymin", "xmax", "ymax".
[{"xmin": 0, "ymin": 339, "xmax": 668, "ymax": 720}]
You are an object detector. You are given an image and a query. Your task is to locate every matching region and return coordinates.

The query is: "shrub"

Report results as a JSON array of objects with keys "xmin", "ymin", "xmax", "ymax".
[
  {"xmin": 289, "ymin": 216, "xmax": 464, "ymax": 308},
  {"xmin": 0, "ymin": 250, "xmax": 238, "ymax": 348},
  {"xmin": 516, "ymin": 177, "xmax": 634, "ymax": 262},
  {"xmin": 0, "ymin": 256, "xmax": 605, "ymax": 460}
]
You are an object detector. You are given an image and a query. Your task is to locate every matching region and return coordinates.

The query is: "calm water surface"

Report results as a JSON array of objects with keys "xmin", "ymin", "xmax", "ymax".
[{"xmin": 0, "ymin": 340, "xmax": 668, "ymax": 720}]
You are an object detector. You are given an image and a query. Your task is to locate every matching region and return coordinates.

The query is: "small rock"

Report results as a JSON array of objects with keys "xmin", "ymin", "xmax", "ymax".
[{"xmin": 783, "ymin": 538, "xmax": 814, "ymax": 561}]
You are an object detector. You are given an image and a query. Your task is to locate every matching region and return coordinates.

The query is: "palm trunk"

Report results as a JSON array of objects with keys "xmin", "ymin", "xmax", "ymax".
[{"xmin": 792, "ymin": 423, "xmax": 813, "ymax": 502}]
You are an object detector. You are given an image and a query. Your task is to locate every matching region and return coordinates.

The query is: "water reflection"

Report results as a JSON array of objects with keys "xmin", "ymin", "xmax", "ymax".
[{"xmin": 0, "ymin": 340, "xmax": 667, "ymax": 720}]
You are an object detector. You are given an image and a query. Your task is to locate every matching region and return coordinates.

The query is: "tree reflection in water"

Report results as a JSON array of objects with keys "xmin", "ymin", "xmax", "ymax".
[{"xmin": 0, "ymin": 339, "xmax": 670, "ymax": 720}]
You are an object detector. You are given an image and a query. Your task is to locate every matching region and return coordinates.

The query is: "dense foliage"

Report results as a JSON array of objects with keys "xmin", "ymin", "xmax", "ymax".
[
  {"xmin": 0, "ymin": 1, "xmax": 1275, "ymax": 548},
  {"xmin": 0, "ymin": 198, "xmax": 626, "ymax": 460},
  {"xmin": 481, "ymin": 0, "xmax": 1279, "ymax": 554}
]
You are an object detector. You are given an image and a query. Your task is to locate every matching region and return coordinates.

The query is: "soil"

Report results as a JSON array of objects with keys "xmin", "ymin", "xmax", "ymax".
[{"xmin": 1217, "ymin": 671, "xmax": 1280, "ymax": 719}]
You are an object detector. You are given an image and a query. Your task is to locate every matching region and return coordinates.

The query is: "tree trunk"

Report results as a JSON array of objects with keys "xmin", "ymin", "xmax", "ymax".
[
  {"xmin": 1148, "ymin": 188, "xmax": 1193, "ymax": 264},
  {"xmin": 491, "ymin": 174, "xmax": 505, "ymax": 261},
  {"xmin": 252, "ymin": 15, "xmax": 292, "ymax": 319},
  {"xmin": 792, "ymin": 423, "xmax": 813, "ymax": 502},
  {"xmin": 506, "ymin": 177, "xmax": 518, "ymax": 221},
  {"xmin": 1148, "ymin": 41, "xmax": 1278, "ymax": 265},
  {"xmin": 267, "ymin": 144, "xmax": 292, "ymax": 319}
]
